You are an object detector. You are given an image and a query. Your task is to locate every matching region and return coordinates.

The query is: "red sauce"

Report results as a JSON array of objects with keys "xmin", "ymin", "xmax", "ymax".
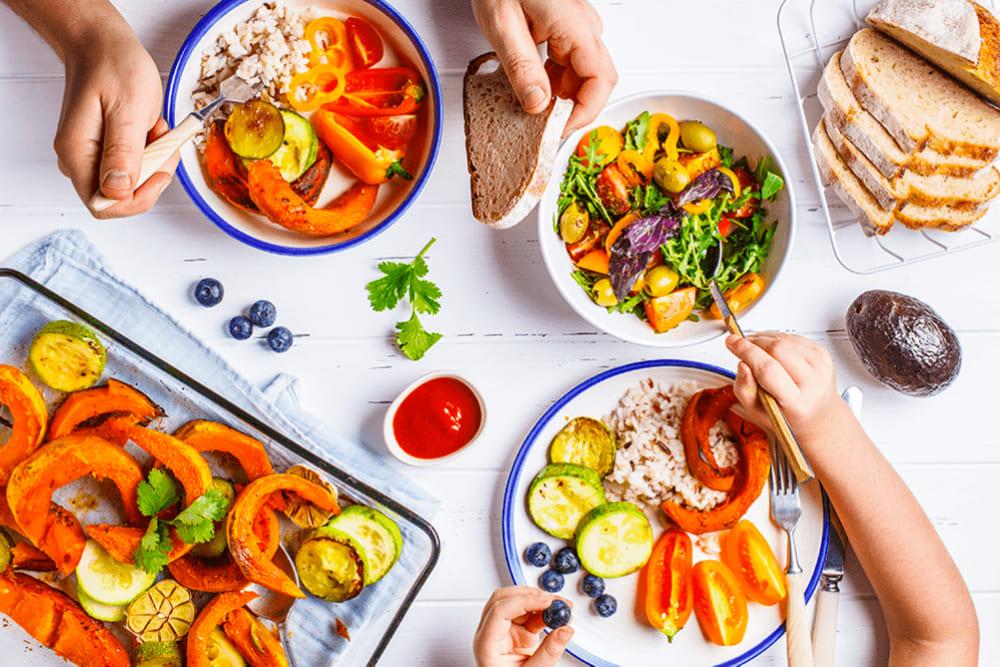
[{"xmin": 392, "ymin": 377, "xmax": 482, "ymax": 460}]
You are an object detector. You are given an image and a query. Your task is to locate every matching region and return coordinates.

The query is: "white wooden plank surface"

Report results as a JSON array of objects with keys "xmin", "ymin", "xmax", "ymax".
[{"xmin": 1, "ymin": 0, "xmax": 998, "ymax": 665}]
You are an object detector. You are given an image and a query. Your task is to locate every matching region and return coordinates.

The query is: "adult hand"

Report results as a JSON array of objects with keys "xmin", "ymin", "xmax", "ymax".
[
  {"xmin": 54, "ymin": 26, "xmax": 177, "ymax": 218},
  {"xmin": 471, "ymin": 0, "xmax": 618, "ymax": 133},
  {"xmin": 473, "ymin": 587, "xmax": 574, "ymax": 666}
]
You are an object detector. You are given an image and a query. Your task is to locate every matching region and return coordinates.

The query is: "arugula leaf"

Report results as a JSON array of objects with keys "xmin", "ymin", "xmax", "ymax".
[
  {"xmin": 630, "ymin": 184, "xmax": 669, "ymax": 216},
  {"xmin": 386, "ymin": 159, "xmax": 413, "ymax": 180},
  {"xmin": 609, "ymin": 292, "xmax": 645, "ymax": 315},
  {"xmin": 718, "ymin": 145, "xmax": 734, "ymax": 168},
  {"xmin": 570, "ymin": 269, "xmax": 597, "ymax": 293},
  {"xmin": 366, "ymin": 238, "xmax": 440, "ymax": 313},
  {"xmin": 395, "ymin": 312, "xmax": 442, "ymax": 361},
  {"xmin": 134, "ymin": 518, "xmax": 171, "ymax": 574},
  {"xmin": 624, "ymin": 111, "xmax": 650, "ymax": 152},
  {"xmin": 137, "ymin": 469, "xmax": 180, "ymax": 518}
]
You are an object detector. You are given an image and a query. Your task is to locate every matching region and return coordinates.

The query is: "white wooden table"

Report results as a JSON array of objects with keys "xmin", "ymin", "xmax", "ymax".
[{"xmin": 1, "ymin": 0, "xmax": 998, "ymax": 665}]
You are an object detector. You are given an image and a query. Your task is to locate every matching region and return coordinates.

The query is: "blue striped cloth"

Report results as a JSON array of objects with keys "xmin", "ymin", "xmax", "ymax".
[{"xmin": 1, "ymin": 230, "xmax": 438, "ymax": 665}]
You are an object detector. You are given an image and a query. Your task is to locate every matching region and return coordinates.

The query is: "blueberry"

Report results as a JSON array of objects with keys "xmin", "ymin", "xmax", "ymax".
[
  {"xmin": 581, "ymin": 574, "xmax": 605, "ymax": 598},
  {"xmin": 228, "ymin": 316, "xmax": 253, "ymax": 340},
  {"xmin": 538, "ymin": 570, "xmax": 564, "ymax": 593},
  {"xmin": 249, "ymin": 300, "xmax": 277, "ymax": 327},
  {"xmin": 525, "ymin": 542, "xmax": 551, "ymax": 568},
  {"xmin": 194, "ymin": 278, "xmax": 224, "ymax": 307},
  {"xmin": 542, "ymin": 600, "xmax": 571, "ymax": 629},
  {"xmin": 594, "ymin": 594, "xmax": 617, "ymax": 618},
  {"xmin": 552, "ymin": 547, "xmax": 579, "ymax": 574},
  {"xmin": 267, "ymin": 326, "xmax": 293, "ymax": 353}
]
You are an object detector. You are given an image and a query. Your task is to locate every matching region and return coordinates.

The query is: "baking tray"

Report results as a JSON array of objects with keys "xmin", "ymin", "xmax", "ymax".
[
  {"xmin": 0, "ymin": 268, "xmax": 439, "ymax": 666},
  {"xmin": 778, "ymin": 0, "xmax": 999, "ymax": 274}
]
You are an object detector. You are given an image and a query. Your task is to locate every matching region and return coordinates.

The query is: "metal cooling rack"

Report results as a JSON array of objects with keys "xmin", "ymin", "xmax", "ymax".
[{"xmin": 777, "ymin": 0, "xmax": 999, "ymax": 274}]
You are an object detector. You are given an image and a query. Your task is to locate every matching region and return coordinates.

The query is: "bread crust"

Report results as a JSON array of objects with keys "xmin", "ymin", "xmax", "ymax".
[{"xmin": 463, "ymin": 52, "xmax": 573, "ymax": 230}]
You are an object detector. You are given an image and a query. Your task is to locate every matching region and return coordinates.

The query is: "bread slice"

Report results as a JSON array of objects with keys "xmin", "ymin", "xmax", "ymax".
[
  {"xmin": 840, "ymin": 29, "xmax": 1000, "ymax": 159},
  {"xmin": 867, "ymin": 0, "xmax": 1000, "ymax": 107},
  {"xmin": 817, "ymin": 52, "xmax": 993, "ymax": 178},
  {"xmin": 813, "ymin": 123, "xmax": 988, "ymax": 233},
  {"xmin": 823, "ymin": 114, "xmax": 1000, "ymax": 211},
  {"xmin": 464, "ymin": 52, "xmax": 573, "ymax": 229}
]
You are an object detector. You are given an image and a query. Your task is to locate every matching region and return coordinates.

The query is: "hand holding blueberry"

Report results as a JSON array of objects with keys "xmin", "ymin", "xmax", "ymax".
[{"xmin": 473, "ymin": 586, "xmax": 573, "ymax": 667}]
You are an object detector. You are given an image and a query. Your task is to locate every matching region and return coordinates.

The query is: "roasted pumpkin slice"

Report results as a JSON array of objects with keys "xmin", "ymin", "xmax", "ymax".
[
  {"xmin": 10, "ymin": 541, "xmax": 57, "ymax": 571},
  {"xmin": 86, "ymin": 524, "xmax": 188, "ymax": 565},
  {"xmin": 227, "ymin": 473, "xmax": 340, "ymax": 598},
  {"xmin": 0, "ymin": 569, "xmax": 130, "ymax": 667},
  {"xmin": 174, "ymin": 420, "xmax": 273, "ymax": 482},
  {"xmin": 0, "ymin": 365, "xmax": 47, "ymax": 483},
  {"xmin": 187, "ymin": 591, "xmax": 258, "ymax": 667},
  {"xmin": 205, "ymin": 119, "xmax": 258, "ymax": 213},
  {"xmin": 6, "ymin": 435, "xmax": 143, "ymax": 573},
  {"xmin": 123, "ymin": 427, "xmax": 212, "ymax": 505},
  {"xmin": 70, "ymin": 412, "xmax": 150, "ymax": 446},
  {"xmin": 223, "ymin": 607, "xmax": 288, "ymax": 667},
  {"xmin": 47, "ymin": 378, "xmax": 162, "ymax": 441}
]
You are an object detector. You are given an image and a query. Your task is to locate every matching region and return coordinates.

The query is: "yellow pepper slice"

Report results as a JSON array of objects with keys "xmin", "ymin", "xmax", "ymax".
[
  {"xmin": 305, "ymin": 17, "xmax": 352, "ymax": 69},
  {"xmin": 287, "ymin": 64, "xmax": 347, "ymax": 113},
  {"xmin": 682, "ymin": 199, "xmax": 713, "ymax": 215},
  {"xmin": 717, "ymin": 166, "xmax": 742, "ymax": 198},
  {"xmin": 616, "ymin": 149, "xmax": 653, "ymax": 182},
  {"xmin": 643, "ymin": 113, "xmax": 680, "ymax": 163}
]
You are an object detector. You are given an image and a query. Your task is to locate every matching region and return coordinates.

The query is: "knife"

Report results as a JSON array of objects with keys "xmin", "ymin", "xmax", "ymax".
[
  {"xmin": 708, "ymin": 281, "xmax": 814, "ymax": 482},
  {"xmin": 811, "ymin": 387, "xmax": 861, "ymax": 666}
]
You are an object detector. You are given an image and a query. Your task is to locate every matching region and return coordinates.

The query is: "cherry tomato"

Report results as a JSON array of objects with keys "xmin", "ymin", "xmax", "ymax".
[
  {"xmin": 731, "ymin": 167, "xmax": 759, "ymax": 219},
  {"xmin": 644, "ymin": 287, "xmax": 696, "ymax": 333},
  {"xmin": 595, "ymin": 164, "xmax": 634, "ymax": 218},
  {"xmin": 345, "ymin": 17, "xmax": 384, "ymax": 69},
  {"xmin": 692, "ymin": 560, "xmax": 749, "ymax": 646},
  {"xmin": 709, "ymin": 273, "xmax": 765, "ymax": 319},
  {"xmin": 640, "ymin": 530, "xmax": 693, "ymax": 640},
  {"xmin": 363, "ymin": 114, "xmax": 417, "ymax": 150},
  {"xmin": 721, "ymin": 520, "xmax": 787, "ymax": 606}
]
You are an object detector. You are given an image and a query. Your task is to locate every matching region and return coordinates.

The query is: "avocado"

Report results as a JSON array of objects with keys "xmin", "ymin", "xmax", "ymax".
[{"xmin": 846, "ymin": 290, "xmax": 961, "ymax": 397}]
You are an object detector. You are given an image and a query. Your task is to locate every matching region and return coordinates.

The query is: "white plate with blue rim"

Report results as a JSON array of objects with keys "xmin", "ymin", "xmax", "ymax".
[
  {"xmin": 164, "ymin": 0, "xmax": 442, "ymax": 255},
  {"xmin": 501, "ymin": 359, "xmax": 828, "ymax": 666}
]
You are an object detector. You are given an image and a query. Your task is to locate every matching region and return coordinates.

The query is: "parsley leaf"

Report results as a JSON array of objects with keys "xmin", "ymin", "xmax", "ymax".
[
  {"xmin": 134, "ymin": 518, "xmax": 171, "ymax": 574},
  {"xmin": 386, "ymin": 159, "xmax": 413, "ymax": 181},
  {"xmin": 395, "ymin": 312, "xmax": 442, "ymax": 361},
  {"xmin": 137, "ymin": 468, "xmax": 180, "ymax": 517},
  {"xmin": 171, "ymin": 488, "xmax": 230, "ymax": 545},
  {"xmin": 623, "ymin": 111, "xmax": 650, "ymax": 152}
]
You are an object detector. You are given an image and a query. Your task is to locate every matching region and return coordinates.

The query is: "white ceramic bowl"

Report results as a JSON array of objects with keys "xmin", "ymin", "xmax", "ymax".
[
  {"xmin": 382, "ymin": 371, "xmax": 486, "ymax": 466},
  {"xmin": 164, "ymin": 0, "xmax": 442, "ymax": 255},
  {"xmin": 537, "ymin": 91, "xmax": 796, "ymax": 347}
]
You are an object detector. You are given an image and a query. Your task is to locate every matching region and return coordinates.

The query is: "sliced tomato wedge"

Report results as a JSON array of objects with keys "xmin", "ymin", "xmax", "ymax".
[
  {"xmin": 692, "ymin": 560, "xmax": 748, "ymax": 646},
  {"xmin": 640, "ymin": 530, "xmax": 693, "ymax": 641},
  {"xmin": 566, "ymin": 221, "xmax": 610, "ymax": 263},
  {"xmin": 364, "ymin": 114, "xmax": 417, "ymax": 150},
  {"xmin": 721, "ymin": 520, "xmax": 787, "ymax": 606},
  {"xmin": 595, "ymin": 164, "xmax": 633, "ymax": 218},
  {"xmin": 345, "ymin": 17, "xmax": 383, "ymax": 68},
  {"xmin": 717, "ymin": 216, "xmax": 734, "ymax": 238},
  {"xmin": 731, "ymin": 167, "xmax": 759, "ymax": 219}
]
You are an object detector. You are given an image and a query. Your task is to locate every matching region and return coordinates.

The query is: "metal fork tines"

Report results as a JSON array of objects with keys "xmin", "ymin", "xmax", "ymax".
[{"xmin": 769, "ymin": 442, "xmax": 804, "ymax": 574}]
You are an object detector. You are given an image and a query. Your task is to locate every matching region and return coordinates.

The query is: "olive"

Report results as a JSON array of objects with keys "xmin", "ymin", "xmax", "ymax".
[
  {"xmin": 645, "ymin": 266, "xmax": 679, "ymax": 297},
  {"xmin": 679, "ymin": 121, "xmax": 718, "ymax": 153},
  {"xmin": 653, "ymin": 159, "xmax": 691, "ymax": 194},
  {"xmin": 592, "ymin": 279, "xmax": 617, "ymax": 307},
  {"xmin": 559, "ymin": 202, "xmax": 590, "ymax": 244}
]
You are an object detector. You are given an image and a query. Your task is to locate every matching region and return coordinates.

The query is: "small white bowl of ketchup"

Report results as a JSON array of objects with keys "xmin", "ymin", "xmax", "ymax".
[{"xmin": 383, "ymin": 371, "xmax": 485, "ymax": 466}]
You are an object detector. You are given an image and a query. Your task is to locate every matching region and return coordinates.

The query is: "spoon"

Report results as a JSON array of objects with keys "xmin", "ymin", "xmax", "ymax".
[
  {"xmin": 88, "ymin": 73, "xmax": 260, "ymax": 213},
  {"xmin": 246, "ymin": 544, "xmax": 299, "ymax": 667},
  {"xmin": 701, "ymin": 240, "xmax": 814, "ymax": 482}
]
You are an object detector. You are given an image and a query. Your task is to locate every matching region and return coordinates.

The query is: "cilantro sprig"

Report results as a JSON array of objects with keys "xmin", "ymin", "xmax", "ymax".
[
  {"xmin": 133, "ymin": 469, "xmax": 231, "ymax": 574},
  {"xmin": 366, "ymin": 238, "xmax": 443, "ymax": 360}
]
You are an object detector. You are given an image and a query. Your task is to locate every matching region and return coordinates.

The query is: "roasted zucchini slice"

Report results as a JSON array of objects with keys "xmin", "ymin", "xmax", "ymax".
[
  {"xmin": 224, "ymin": 100, "xmax": 285, "ymax": 159},
  {"xmin": 28, "ymin": 320, "xmax": 106, "ymax": 392},
  {"xmin": 548, "ymin": 417, "xmax": 617, "ymax": 477},
  {"xmin": 527, "ymin": 463, "xmax": 606, "ymax": 539},
  {"xmin": 328, "ymin": 505, "xmax": 403, "ymax": 584},
  {"xmin": 135, "ymin": 641, "xmax": 182, "ymax": 667},
  {"xmin": 575, "ymin": 502, "xmax": 654, "ymax": 578},
  {"xmin": 295, "ymin": 527, "xmax": 366, "ymax": 602}
]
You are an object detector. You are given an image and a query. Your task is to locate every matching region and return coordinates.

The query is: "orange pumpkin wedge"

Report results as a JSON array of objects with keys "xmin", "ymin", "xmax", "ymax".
[
  {"xmin": 71, "ymin": 412, "xmax": 149, "ymax": 446},
  {"xmin": 0, "ymin": 365, "xmax": 47, "ymax": 483},
  {"xmin": 86, "ymin": 524, "xmax": 188, "ymax": 565},
  {"xmin": 0, "ymin": 569, "xmax": 130, "ymax": 667},
  {"xmin": 0, "ymin": 485, "xmax": 80, "ymax": 569},
  {"xmin": 121, "ymin": 426, "xmax": 212, "ymax": 505},
  {"xmin": 175, "ymin": 420, "xmax": 274, "ymax": 481},
  {"xmin": 10, "ymin": 542, "xmax": 57, "ymax": 571},
  {"xmin": 47, "ymin": 379, "xmax": 162, "ymax": 441},
  {"xmin": 223, "ymin": 607, "xmax": 289, "ymax": 667},
  {"xmin": 660, "ymin": 413, "xmax": 770, "ymax": 535},
  {"xmin": 682, "ymin": 386, "xmax": 738, "ymax": 492},
  {"xmin": 168, "ymin": 507, "xmax": 280, "ymax": 593},
  {"xmin": 227, "ymin": 474, "xmax": 340, "ymax": 598},
  {"xmin": 187, "ymin": 591, "xmax": 258, "ymax": 667},
  {"xmin": 6, "ymin": 435, "xmax": 143, "ymax": 573}
]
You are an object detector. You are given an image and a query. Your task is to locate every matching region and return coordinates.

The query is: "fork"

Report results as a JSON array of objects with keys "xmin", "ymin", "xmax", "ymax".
[{"xmin": 769, "ymin": 442, "xmax": 814, "ymax": 667}]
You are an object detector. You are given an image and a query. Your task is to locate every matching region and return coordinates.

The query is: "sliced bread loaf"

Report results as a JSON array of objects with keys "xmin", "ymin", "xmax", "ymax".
[
  {"xmin": 823, "ymin": 114, "xmax": 1000, "ymax": 211},
  {"xmin": 867, "ymin": 0, "xmax": 1000, "ymax": 107},
  {"xmin": 840, "ymin": 29, "xmax": 1000, "ymax": 159},
  {"xmin": 814, "ymin": 123, "xmax": 988, "ymax": 234},
  {"xmin": 464, "ymin": 52, "xmax": 573, "ymax": 229},
  {"xmin": 818, "ymin": 52, "xmax": 992, "ymax": 178}
]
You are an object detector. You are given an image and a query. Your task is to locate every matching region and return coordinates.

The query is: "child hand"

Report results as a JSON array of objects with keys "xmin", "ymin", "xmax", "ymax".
[
  {"xmin": 473, "ymin": 587, "xmax": 573, "ymax": 666},
  {"xmin": 725, "ymin": 332, "xmax": 845, "ymax": 446}
]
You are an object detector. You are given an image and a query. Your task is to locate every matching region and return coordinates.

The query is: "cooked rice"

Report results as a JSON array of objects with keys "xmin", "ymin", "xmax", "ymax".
[
  {"xmin": 604, "ymin": 378, "xmax": 739, "ymax": 514},
  {"xmin": 193, "ymin": 1, "xmax": 315, "ymax": 110}
]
